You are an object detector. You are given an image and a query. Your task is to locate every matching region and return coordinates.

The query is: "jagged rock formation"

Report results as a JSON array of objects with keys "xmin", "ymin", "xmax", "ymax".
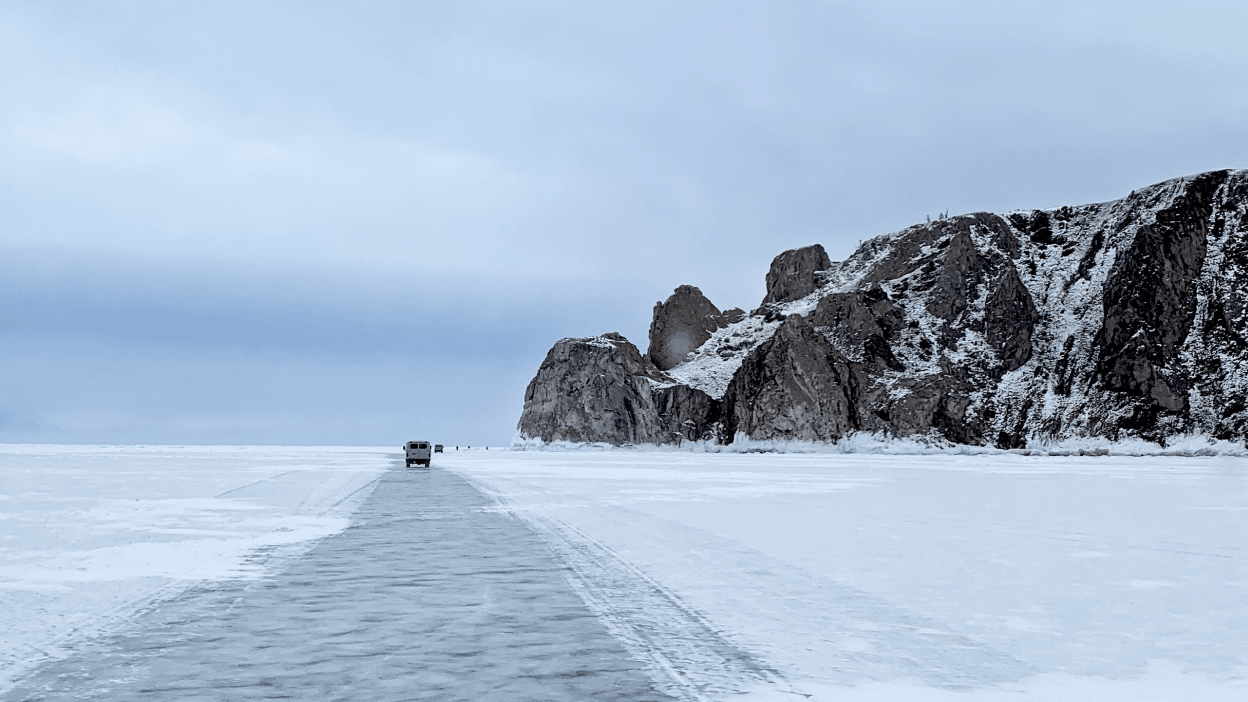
[
  {"xmin": 518, "ymin": 333, "xmax": 719, "ymax": 445},
  {"xmin": 647, "ymin": 285, "xmax": 744, "ymax": 370},
  {"xmin": 760, "ymin": 244, "xmax": 831, "ymax": 306},
  {"xmin": 518, "ymin": 170, "xmax": 1248, "ymax": 447}
]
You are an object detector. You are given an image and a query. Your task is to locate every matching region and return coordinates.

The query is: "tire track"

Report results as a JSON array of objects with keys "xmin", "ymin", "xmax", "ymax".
[
  {"xmin": 5, "ymin": 467, "xmax": 676, "ymax": 702},
  {"xmin": 464, "ymin": 478, "xmax": 804, "ymax": 701}
]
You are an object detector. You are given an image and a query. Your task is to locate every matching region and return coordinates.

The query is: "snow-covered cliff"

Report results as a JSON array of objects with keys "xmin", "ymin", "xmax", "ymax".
[{"xmin": 518, "ymin": 170, "xmax": 1248, "ymax": 448}]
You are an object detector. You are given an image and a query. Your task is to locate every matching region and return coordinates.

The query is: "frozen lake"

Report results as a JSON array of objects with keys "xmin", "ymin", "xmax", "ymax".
[
  {"xmin": 3, "ymin": 446, "xmax": 1247, "ymax": 700},
  {"xmin": 3, "ymin": 451, "xmax": 667, "ymax": 701}
]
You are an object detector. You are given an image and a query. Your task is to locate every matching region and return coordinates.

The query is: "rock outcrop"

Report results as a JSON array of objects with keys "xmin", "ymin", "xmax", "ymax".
[
  {"xmin": 517, "ymin": 170, "xmax": 1248, "ymax": 448},
  {"xmin": 760, "ymin": 244, "xmax": 831, "ymax": 306},
  {"xmin": 647, "ymin": 285, "xmax": 744, "ymax": 370},
  {"xmin": 517, "ymin": 332, "xmax": 719, "ymax": 445}
]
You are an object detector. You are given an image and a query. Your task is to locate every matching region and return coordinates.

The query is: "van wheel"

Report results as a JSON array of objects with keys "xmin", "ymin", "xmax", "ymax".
[{"xmin": 405, "ymin": 460, "xmax": 412, "ymax": 467}]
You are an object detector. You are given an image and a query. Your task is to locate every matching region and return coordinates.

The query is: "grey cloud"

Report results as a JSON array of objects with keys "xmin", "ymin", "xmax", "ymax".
[{"xmin": 1, "ymin": 0, "xmax": 1245, "ymax": 443}]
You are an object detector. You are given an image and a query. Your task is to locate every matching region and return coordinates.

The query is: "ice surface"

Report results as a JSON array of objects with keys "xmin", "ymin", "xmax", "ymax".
[
  {"xmin": 2, "ymin": 462, "xmax": 671, "ymax": 702},
  {"xmin": 5, "ymin": 446, "xmax": 1247, "ymax": 700},
  {"xmin": 0, "ymin": 445, "xmax": 387, "ymax": 691},
  {"xmin": 450, "ymin": 450, "xmax": 1248, "ymax": 700}
]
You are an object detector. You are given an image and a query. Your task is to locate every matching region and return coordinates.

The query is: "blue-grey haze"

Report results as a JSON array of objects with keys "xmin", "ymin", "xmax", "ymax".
[{"xmin": 2, "ymin": 0, "xmax": 1246, "ymax": 445}]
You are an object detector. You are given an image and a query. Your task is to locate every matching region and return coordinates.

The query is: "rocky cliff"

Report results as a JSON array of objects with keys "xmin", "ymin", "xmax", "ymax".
[
  {"xmin": 517, "ymin": 170, "xmax": 1248, "ymax": 447},
  {"xmin": 647, "ymin": 285, "xmax": 744, "ymax": 370}
]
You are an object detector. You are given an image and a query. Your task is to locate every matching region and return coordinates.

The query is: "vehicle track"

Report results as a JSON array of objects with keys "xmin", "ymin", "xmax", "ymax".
[
  {"xmin": 463, "ymin": 477, "xmax": 804, "ymax": 701},
  {"xmin": 5, "ymin": 465, "xmax": 674, "ymax": 702}
]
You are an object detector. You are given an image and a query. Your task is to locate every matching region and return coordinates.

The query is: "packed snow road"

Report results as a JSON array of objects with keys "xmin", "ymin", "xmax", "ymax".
[{"xmin": 3, "ymin": 446, "xmax": 1248, "ymax": 700}]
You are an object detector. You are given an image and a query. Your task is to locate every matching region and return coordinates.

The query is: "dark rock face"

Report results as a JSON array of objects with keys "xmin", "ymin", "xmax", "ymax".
[
  {"xmin": 721, "ymin": 288, "xmax": 907, "ymax": 442},
  {"xmin": 811, "ymin": 286, "xmax": 906, "ymax": 375},
  {"xmin": 983, "ymin": 265, "xmax": 1039, "ymax": 374},
  {"xmin": 723, "ymin": 314, "xmax": 861, "ymax": 441},
  {"xmin": 517, "ymin": 333, "xmax": 663, "ymax": 445},
  {"xmin": 653, "ymin": 384, "xmax": 723, "ymax": 444},
  {"xmin": 518, "ymin": 170, "xmax": 1248, "ymax": 448},
  {"xmin": 648, "ymin": 285, "xmax": 734, "ymax": 371},
  {"xmin": 1094, "ymin": 170, "xmax": 1224, "ymax": 419},
  {"xmin": 516, "ymin": 332, "xmax": 718, "ymax": 445},
  {"xmin": 761, "ymin": 245, "xmax": 832, "ymax": 306},
  {"xmin": 1184, "ymin": 174, "xmax": 1248, "ymax": 440}
]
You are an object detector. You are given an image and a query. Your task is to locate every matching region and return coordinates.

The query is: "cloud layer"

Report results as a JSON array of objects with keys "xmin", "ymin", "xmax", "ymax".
[{"xmin": 2, "ymin": 0, "xmax": 1246, "ymax": 444}]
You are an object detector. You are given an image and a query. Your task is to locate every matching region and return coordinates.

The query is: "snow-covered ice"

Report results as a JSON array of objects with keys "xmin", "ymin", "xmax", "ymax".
[
  {"xmin": 3, "ymin": 455, "xmax": 671, "ymax": 701},
  {"xmin": 449, "ymin": 450, "xmax": 1248, "ymax": 700},
  {"xmin": 3, "ymin": 445, "xmax": 1247, "ymax": 700},
  {"xmin": 0, "ymin": 445, "xmax": 387, "ymax": 691}
]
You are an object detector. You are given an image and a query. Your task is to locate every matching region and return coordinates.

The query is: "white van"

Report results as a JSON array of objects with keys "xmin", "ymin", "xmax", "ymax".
[{"xmin": 404, "ymin": 441, "xmax": 432, "ymax": 467}]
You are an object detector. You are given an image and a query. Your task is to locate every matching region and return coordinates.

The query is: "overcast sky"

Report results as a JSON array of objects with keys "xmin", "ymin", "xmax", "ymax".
[{"xmin": 2, "ymin": 0, "xmax": 1246, "ymax": 445}]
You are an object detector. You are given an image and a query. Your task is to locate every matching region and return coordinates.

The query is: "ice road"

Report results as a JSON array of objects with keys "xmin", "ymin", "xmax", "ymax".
[{"xmin": 2, "ymin": 446, "xmax": 1247, "ymax": 700}]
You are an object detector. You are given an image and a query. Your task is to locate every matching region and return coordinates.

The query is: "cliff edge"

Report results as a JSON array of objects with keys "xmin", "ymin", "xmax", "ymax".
[{"xmin": 518, "ymin": 170, "xmax": 1248, "ymax": 447}]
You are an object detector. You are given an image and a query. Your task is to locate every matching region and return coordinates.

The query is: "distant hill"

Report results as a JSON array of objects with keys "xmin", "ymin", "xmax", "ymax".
[{"xmin": 518, "ymin": 169, "xmax": 1248, "ymax": 448}]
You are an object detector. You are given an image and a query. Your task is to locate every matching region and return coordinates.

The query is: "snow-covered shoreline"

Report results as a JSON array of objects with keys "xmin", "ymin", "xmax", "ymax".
[{"xmin": 512, "ymin": 431, "xmax": 1248, "ymax": 457}]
